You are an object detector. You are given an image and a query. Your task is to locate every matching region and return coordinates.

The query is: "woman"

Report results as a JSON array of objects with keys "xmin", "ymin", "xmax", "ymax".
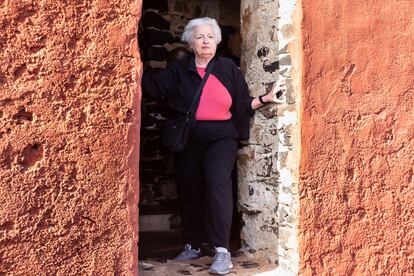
[{"xmin": 142, "ymin": 17, "xmax": 286, "ymax": 275}]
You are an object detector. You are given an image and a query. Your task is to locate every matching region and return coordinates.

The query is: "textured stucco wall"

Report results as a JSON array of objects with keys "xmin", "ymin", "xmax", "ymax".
[
  {"xmin": 0, "ymin": 1, "xmax": 141, "ymax": 275},
  {"xmin": 300, "ymin": 0, "xmax": 414, "ymax": 274}
]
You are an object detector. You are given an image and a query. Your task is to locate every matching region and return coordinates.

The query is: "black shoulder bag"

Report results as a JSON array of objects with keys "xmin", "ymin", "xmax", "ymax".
[{"xmin": 161, "ymin": 60, "xmax": 215, "ymax": 152}]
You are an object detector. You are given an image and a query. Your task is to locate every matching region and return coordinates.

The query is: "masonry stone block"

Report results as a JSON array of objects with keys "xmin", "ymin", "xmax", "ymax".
[
  {"xmin": 143, "ymin": 45, "xmax": 169, "ymax": 61},
  {"xmin": 143, "ymin": 0, "xmax": 168, "ymax": 12},
  {"xmin": 142, "ymin": 11, "xmax": 170, "ymax": 30},
  {"xmin": 142, "ymin": 28, "xmax": 175, "ymax": 45}
]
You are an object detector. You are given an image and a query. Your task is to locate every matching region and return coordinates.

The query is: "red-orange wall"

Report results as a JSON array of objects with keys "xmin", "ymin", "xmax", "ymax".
[
  {"xmin": 300, "ymin": 0, "xmax": 414, "ymax": 274},
  {"xmin": 0, "ymin": 1, "xmax": 141, "ymax": 274}
]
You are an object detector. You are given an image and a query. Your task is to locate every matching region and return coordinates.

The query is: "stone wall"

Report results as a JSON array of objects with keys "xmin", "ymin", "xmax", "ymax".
[
  {"xmin": 0, "ymin": 0, "xmax": 141, "ymax": 274},
  {"xmin": 299, "ymin": 0, "xmax": 414, "ymax": 274},
  {"xmin": 238, "ymin": 0, "xmax": 300, "ymax": 273}
]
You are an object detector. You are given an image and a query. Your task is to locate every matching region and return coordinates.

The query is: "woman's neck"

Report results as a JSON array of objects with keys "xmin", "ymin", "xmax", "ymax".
[{"xmin": 195, "ymin": 56, "xmax": 213, "ymax": 68}]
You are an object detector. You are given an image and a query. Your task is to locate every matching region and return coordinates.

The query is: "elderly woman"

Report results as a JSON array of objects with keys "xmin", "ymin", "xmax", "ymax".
[{"xmin": 142, "ymin": 17, "xmax": 285, "ymax": 275}]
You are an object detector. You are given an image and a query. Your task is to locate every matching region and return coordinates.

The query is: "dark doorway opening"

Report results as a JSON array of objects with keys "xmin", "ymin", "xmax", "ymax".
[{"xmin": 138, "ymin": 0, "xmax": 242, "ymax": 260}]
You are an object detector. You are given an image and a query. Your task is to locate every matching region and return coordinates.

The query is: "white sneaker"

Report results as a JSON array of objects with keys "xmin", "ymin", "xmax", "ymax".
[
  {"xmin": 174, "ymin": 244, "xmax": 202, "ymax": 261},
  {"xmin": 209, "ymin": 247, "xmax": 233, "ymax": 275}
]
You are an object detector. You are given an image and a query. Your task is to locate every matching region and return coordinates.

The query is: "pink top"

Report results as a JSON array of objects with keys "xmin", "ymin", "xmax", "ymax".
[{"xmin": 195, "ymin": 67, "xmax": 233, "ymax": 121}]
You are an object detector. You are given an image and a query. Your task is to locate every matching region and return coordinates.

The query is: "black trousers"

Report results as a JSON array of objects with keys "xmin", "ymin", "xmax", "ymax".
[{"xmin": 174, "ymin": 120, "xmax": 238, "ymax": 250}]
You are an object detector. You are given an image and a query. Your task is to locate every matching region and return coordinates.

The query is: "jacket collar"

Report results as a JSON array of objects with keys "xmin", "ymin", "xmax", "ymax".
[{"xmin": 186, "ymin": 53, "xmax": 217, "ymax": 73}]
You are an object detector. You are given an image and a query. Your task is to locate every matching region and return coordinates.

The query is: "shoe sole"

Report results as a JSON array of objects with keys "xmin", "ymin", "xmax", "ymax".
[
  {"xmin": 174, "ymin": 256, "xmax": 201, "ymax": 261},
  {"xmin": 208, "ymin": 263, "xmax": 233, "ymax": 275}
]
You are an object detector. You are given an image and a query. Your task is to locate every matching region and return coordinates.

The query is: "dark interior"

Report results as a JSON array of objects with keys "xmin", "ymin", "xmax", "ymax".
[{"xmin": 138, "ymin": 0, "xmax": 242, "ymax": 260}]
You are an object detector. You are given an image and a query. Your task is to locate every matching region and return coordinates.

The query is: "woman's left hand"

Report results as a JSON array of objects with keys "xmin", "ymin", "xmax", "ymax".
[{"xmin": 262, "ymin": 78, "xmax": 287, "ymax": 104}]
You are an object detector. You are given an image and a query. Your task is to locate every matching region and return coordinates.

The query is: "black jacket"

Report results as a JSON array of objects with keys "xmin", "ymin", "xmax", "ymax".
[{"xmin": 142, "ymin": 54, "xmax": 254, "ymax": 139}]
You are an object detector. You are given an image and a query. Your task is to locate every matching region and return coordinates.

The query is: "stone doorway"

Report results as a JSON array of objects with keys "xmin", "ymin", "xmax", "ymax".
[
  {"xmin": 138, "ymin": 0, "xmax": 243, "ymax": 260},
  {"xmin": 138, "ymin": 0, "xmax": 300, "ymax": 274}
]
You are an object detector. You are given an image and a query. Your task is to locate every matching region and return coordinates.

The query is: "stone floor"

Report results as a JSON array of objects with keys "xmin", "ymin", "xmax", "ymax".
[
  {"xmin": 139, "ymin": 256, "xmax": 280, "ymax": 275},
  {"xmin": 138, "ymin": 231, "xmax": 282, "ymax": 275}
]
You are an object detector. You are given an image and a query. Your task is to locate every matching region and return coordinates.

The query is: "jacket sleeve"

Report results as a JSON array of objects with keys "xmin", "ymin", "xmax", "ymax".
[
  {"xmin": 232, "ymin": 63, "xmax": 255, "ymax": 116},
  {"xmin": 141, "ymin": 65, "xmax": 179, "ymax": 99}
]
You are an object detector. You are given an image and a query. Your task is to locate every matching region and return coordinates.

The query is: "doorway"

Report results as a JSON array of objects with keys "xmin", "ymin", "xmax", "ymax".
[{"xmin": 138, "ymin": 0, "xmax": 242, "ymax": 260}]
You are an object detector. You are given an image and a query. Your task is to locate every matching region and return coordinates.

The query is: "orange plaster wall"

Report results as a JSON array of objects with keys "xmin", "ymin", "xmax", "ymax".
[
  {"xmin": 0, "ymin": 1, "xmax": 141, "ymax": 274},
  {"xmin": 299, "ymin": 0, "xmax": 414, "ymax": 274}
]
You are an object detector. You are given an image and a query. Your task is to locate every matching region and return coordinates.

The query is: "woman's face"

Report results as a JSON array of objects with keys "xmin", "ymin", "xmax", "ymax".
[{"xmin": 190, "ymin": 24, "xmax": 217, "ymax": 60}]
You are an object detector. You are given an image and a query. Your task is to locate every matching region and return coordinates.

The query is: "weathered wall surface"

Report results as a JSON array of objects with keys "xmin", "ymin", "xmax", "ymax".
[
  {"xmin": 0, "ymin": 0, "xmax": 141, "ymax": 275},
  {"xmin": 300, "ymin": 0, "xmax": 414, "ymax": 274},
  {"xmin": 239, "ymin": 0, "xmax": 299, "ymax": 273}
]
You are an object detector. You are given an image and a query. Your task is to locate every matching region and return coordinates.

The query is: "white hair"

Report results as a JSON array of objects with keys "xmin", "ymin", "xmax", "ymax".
[{"xmin": 181, "ymin": 17, "xmax": 222, "ymax": 45}]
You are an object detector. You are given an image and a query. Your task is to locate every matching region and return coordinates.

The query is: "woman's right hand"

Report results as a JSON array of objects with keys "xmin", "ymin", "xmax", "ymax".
[{"xmin": 262, "ymin": 78, "xmax": 287, "ymax": 104}]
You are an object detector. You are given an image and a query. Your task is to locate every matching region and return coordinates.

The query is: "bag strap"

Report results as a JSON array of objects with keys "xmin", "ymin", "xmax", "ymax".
[{"xmin": 186, "ymin": 59, "xmax": 216, "ymax": 117}]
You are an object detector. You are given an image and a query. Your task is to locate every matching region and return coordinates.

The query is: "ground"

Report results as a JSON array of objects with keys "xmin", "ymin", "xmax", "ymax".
[
  {"xmin": 138, "ymin": 231, "xmax": 280, "ymax": 275},
  {"xmin": 139, "ymin": 256, "xmax": 279, "ymax": 275}
]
